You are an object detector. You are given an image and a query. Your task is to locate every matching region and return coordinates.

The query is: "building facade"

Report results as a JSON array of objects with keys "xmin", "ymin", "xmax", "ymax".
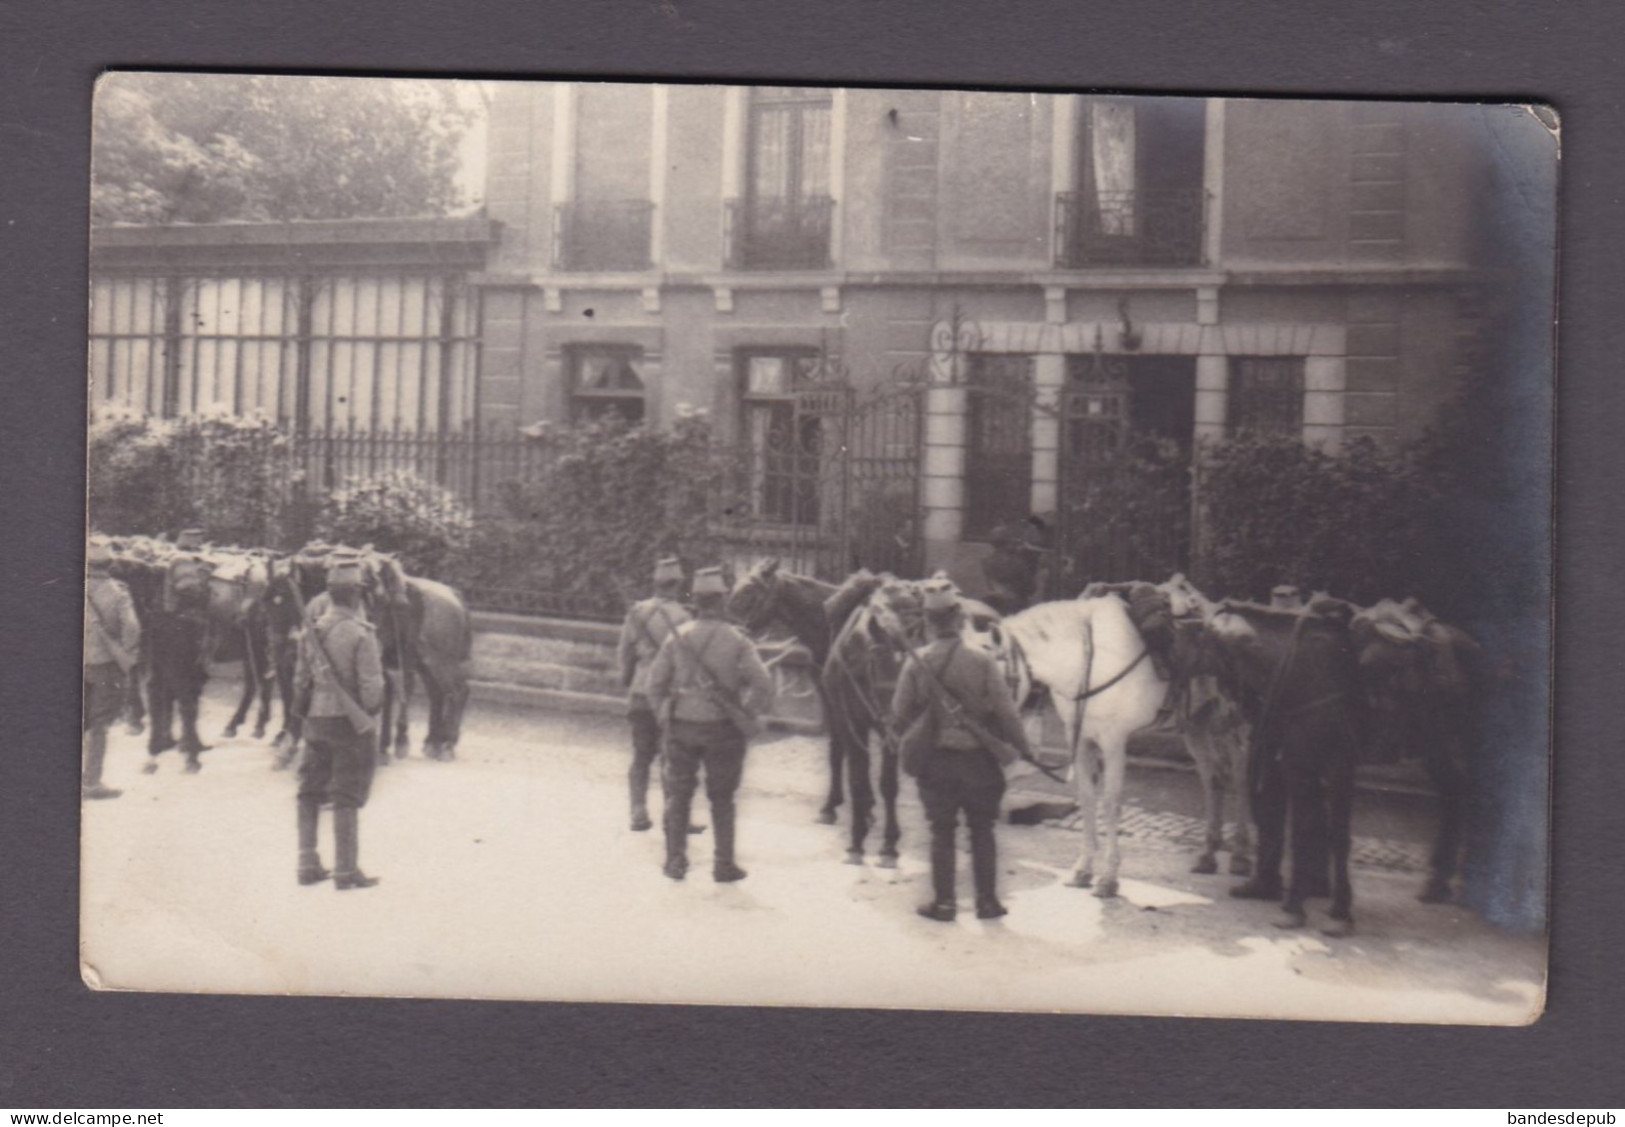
[
  {"xmin": 473, "ymin": 85, "xmax": 1496, "ymax": 582},
  {"xmin": 88, "ymin": 86, "xmax": 1504, "ymax": 588}
]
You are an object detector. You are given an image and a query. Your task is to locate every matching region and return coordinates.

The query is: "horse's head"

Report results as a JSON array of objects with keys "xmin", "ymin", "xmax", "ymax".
[
  {"xmin": 166, "ymin": 555, "xmax": 216, "ymax": 617},
  {"xmin": 371, "ymin": 553, "xmax": 412, "ymax": 608},
  {"xmin": 727, "ymin": 557, "xmax": 781, "ymax": 634}
]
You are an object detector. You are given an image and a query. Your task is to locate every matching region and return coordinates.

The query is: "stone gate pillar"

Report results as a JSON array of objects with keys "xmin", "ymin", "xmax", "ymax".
[{"xmin": 920, "ymin": 382, "xmax": 967, "ymax": 573}]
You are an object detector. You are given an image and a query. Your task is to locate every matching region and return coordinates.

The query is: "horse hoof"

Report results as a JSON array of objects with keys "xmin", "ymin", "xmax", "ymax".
[
  {"xmin": 877, "ymin": 854, "xmax": 899, "ymax": 870},
  {"xmin": 126, "ymin": 722, "xmax": 145, "ymax": 737},
  {"xmin": 1191, "ymin": 855, "xmax": 1218, "ymax": 875},
  {"xmin": 843, "ymin": 850, "xmax": 865, "ymax": 866},
  {"xmin": 1320, "ymin": 916, "xmax": 1356, "ymax": 938},
  {"xmin": 251, "ymin": 725, "xmax": 267, "ymax": 741},
  {"xmin": 1229, "ymin": 878, "xmax": 1283, "ymax": 901},
  {"xmin": 222, "ymin": 726, "xmax": 239, "ymax": 740},
  {"xmin": 1271, "ymin": 910, "xmax": 1308, "ymax": 930},
  {"xmin": 1229, "ymin": 855, "xmax": 1254, "ymax": 877},
  {"xmin": 1093, "ymin": 878, "xmax": 1119, "ymax": 900},
  {"xmin": 183, "ymin": 760, "xmax": 202, "ymax": 775},
  {"xmin": 141, "ymin": 761, "xmax": 159, "ymax": 775},
  {"xmin": 1067, "ymin": 871, "xmax": 1093, "ymax": 889},
  {"xmin": 816, "ymin": 810, "xmax": 839, "ymax": 825}
]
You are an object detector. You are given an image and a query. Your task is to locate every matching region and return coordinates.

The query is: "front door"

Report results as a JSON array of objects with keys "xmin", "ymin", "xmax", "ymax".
[{"xmin": 1053, "ymin": 353, "xmax": 1195, "ymax": 588}]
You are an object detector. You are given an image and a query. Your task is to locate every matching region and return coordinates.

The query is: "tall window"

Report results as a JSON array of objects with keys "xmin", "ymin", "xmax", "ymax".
[
  {"xmin": 739, "ymin": 349, "xmax": 823, "ymax": 524},
  {"xmin": 1229, "ymin": 357, "xmax": 1305, "ymax": 436},
  {"xmin": 569, "ymin": 345, "xmax": 646, "ymax": 424},
  {"xmin": 963, "ymin": 354, "xmax": 1036, "ymax": 539},
  {"xmin": 733, "ymin": 88, "xmax": 834, "ymax": 269},
  {"xmin": 1059, "ymin": 97, "xmax": 1207, "ymax": 267}
]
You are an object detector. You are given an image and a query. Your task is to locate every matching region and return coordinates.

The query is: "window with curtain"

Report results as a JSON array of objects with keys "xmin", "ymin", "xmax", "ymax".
[
  {"xmin": 741, "ymin": 88, "xmax": 834, "ymax": 268},
  {"xmin": 569, "ymin": 345, "xmax": 647, "ymax": 424},
  {"xmin": 739, "ymin": 349, "xmax": 823, "ymax": 525},
  {"xmin": 1228, "ymin": 357, "xmax": 1305, "ymax": 436},
  {"xmin": 1085, "ymin": 100, "xmax": 1139, "ymax": 237}
]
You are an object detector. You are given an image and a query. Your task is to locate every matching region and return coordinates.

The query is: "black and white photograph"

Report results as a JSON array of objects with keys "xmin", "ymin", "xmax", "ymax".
[{"xmin": 79, "ymin": 74, "xmax": 1555, "ymax": 1024}]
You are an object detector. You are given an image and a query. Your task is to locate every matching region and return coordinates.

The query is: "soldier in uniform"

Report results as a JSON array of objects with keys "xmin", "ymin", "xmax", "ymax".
[
  {"xmin": 891, "ymin": 579, "xmax": 1032, "ymax": 922},
  {"xmin": 83, "ymin": 538, "xmax": 141, "ymax": 800},
  {"xmin": 293, "ymin": 557, "xmax": 387, "ymax": 890},
  {"xmin": 615, "ymin": 556, "xmax": 692, "ymax": 832},
  {"xmin": 645, "ymin": 566, "xmax": 775, "ymax": 883}
]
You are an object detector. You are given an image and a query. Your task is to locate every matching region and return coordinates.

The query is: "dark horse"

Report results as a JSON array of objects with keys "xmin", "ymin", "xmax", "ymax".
[
  {"xmin": 730, "ymin": 559, "xmax": 1025, "ymax": 867},
  {"xmin": 1345, "ymin": 597, "xmax": 1484, "ymax": 904},
  {"xmin": 110, "ymin": 550, "xmax": 214, "ymax": 771},
  {"xmin": 728, "ymin": 559, "xmax": 871, "ymax": 829},
  {"xmin": 1196, "ymin": 598, "xmax": 1367, "ymax": 934}
]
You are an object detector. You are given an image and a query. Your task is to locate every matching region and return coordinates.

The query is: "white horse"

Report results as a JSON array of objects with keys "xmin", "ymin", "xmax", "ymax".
[{"xmin": 1002, "ymin": 595, "xmax": 1167, "ymax": 898}]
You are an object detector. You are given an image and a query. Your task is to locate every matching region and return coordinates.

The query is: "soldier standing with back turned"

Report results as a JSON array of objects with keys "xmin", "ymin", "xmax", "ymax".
[
  {"xmin": 293, "ymin": 557, "xmax": 387, "ymax": 890},
  {"xmin": 616, "ymin": 557, "xmax": 692, "ymax": 832},
  {"xmin": 645, "ymin": 567, "xmax": 774, "ymax": 883},
  {"xmin": 891, "ymin": 578, "xmax": 1031, "ymax": 922}
]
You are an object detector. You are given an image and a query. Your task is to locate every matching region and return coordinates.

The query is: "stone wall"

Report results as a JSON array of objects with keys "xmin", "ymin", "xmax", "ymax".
[{"xmin": 468, "ymin": 612, "xmax": 824, "ymax": 732}]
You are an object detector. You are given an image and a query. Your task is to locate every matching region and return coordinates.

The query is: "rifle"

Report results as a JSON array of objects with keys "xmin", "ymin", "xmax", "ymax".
[
  {"xmin": 651, "ymin": 605, "xmax": 762, "ymax": 739},
  {"xmin": 885, "ymin": 627, "xmax": 1066, "ymax": 782},
  {"xmin": 300, "ymin": 617, "xmax": 378, "ymax": 736}
]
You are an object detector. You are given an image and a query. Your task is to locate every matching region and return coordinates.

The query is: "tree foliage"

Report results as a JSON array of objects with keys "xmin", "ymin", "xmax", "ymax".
[
  {"xmin": 92, "ymin": 74, "xmax": 475, "ymax": 226},
  {"xmin": 87, "ymin": 410, "xmax": 297, "ymax": 546}
]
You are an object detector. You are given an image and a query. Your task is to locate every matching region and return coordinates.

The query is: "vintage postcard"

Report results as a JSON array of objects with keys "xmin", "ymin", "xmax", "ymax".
[{"xmin": 81, "ymin": 74, "xmax": 1554, "ymax": 1023}]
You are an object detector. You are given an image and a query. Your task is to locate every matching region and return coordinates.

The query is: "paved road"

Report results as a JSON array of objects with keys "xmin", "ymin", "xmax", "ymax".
[{"xmin": 78, "ymin": 685, "xmax": 1545, "ymax": 1024}]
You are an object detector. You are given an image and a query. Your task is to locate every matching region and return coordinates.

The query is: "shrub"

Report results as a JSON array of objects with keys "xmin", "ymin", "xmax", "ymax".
[
  {"xmin": 314, "ymin": 469, "xmax": 474, "ymax": 580},
  {"xmin": 483, "ymin": 412, "xmax": 745, "ymax": 613},
  {"xmin": 87, "ymin": 409, "xmax": 295, "ymax": 544},
  {"xmin": 1193, "ymin": 432, "xmax": 1436, "ymax": 604}
]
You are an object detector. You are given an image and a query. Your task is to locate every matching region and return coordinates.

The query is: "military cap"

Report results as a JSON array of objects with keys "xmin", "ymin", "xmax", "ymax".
[
  {"xmin": 653, "ymin": 556, "xmax": 684, "ymax": 583},
  {"xmin": 920, "ymin": 577, "xmax": 959, "ymax": 612},
  {"xmin": 175, "ymin": 528, "xmax": 207, "ymax": 551},
  {"xmin": 692, "ymin": 567, "xmax": 728, "ymax": 596}
]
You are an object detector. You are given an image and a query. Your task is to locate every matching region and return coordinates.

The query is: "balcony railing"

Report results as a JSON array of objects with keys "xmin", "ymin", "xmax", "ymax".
[
  {"xmin": 1054, "ymin": 188, "xmax": 1207, "ymax": 268},
  {"xmin": 724, "ymin": 195, "xmax": 834, "ymax": 270},
  {"xmin": 552, "ymin": 199, "xmax": 654, "ymax": 272}
]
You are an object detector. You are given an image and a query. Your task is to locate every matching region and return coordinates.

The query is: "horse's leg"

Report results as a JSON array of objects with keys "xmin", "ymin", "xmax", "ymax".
[
  {"xmin": 251, "ymin": 624, "xmax": 274, "ymax": 740},
  {"xmin": 1419, "ymin": 715, "xmax": 1470, "ymax": 903},
  {"xmin": 125, "ymin": 657, "xmax": 146, "ymax": 736},
  {"xmin": 878, "ymin": 745, "xmax": 901, "ymax": 867},
  {"xmin": 376, "ymin": 670, "xmax": 395, "ymax": 766},
  {"xmin": 1063, "ymin": 704, "xmax": 1099, "ymax": 888},
  {"xmin": 816, "ymin": 683, "xmax": 842, "ymax": 824},
  {"xmin": 844, "ymin": 724, "xmax": 876, "ymax": 864},
  {"xmin": 1185, "ymin": 725, "xmax": 1223, "ymax": 875},
  {"xmin": 1094, "ymin": 733, "xmax": 1129, "ymax": 899},
  {"xmin": 1224, "ymin": 725, "xmax": 1255, "ymax": 876},
  {"xmin": 145, "ymin": 659, "xmax": 175, "ymax": 765},
  {"xmin": 1274, "ymin": 757, "xmax": 1325, "ymax": 928},
  {"xmin": 419, "ymin": 661, "xmax": 445, "ymax": 761},
  {"xmin": 393, "ymin": 664, "xmax": 413, "ymax": 758},
  {"xmin": 224, "ymin": 630, "xmax": 255, "ymax": 739},
  {"xmin": 1323, "ymin": 754, "xmax": 1357, "ymax": 935}
]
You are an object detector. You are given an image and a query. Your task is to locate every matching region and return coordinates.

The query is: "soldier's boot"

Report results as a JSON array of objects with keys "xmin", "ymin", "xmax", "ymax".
[
  {"xmin": 711, "ymin": 803, "xmax": 746, "ymax": 883},
  {"xmin": 332, "ymin": 806, "xmax": 379, "ymax": 891},
  {"xmin": 970, "ymin": 822, "xmax": 1006, "ymax": 920},
  {"xmin": 917, "ymin": 829, "xmax": 958, "ymax": 922},
  {"xmin": 297, "ymin": 798, "xmax": 329, "ymax": 885},
  {"xmin": 628, "ymin": 768, "xmax": 653, "ymax": 832},
  {"xmin": 662, "ymin": 793, "xmax": 692, "ymax": 881},
  {"xmin": 81, "ymin": 727, "xmax": 122, "ymax": 800}
]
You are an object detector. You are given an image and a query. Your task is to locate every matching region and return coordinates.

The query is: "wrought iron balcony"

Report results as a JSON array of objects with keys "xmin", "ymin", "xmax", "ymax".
[
  {"xmin": 724, "ymin": 195, "xmax": 834, "ymax": 271},
  {"xmin": 1054, "ymin": 188, "xmax": 1207, "ymax": 268},
  {"xmin": 552, "ymin": 199, "xmax": 654, "ymax": 272}
]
